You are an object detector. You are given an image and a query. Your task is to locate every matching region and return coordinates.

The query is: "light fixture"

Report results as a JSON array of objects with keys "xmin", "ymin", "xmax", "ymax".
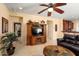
[
  {"xmin": 48, "ymin": 8, "xmax": 53, "ymax": 12},
  {"xmin": 19, "ymin": 7, "xmax": 23, "ymax": 10}
]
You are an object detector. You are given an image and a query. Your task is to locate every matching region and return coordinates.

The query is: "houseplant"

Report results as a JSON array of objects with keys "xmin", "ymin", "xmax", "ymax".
[{"xmin": 0, "ymin": 33, "xmax": 18, "ymax": 56}]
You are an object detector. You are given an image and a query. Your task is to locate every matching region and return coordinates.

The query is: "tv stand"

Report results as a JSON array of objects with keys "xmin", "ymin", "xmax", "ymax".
[{"xmin": 27, "ymin": 21, "xmax": 46, "ymax": 45}]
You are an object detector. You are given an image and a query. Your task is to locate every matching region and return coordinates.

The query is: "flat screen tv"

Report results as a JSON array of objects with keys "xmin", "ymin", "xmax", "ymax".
[{"xmin": 32, "ymin": 26, "xmax": 43, "ymax": 36}]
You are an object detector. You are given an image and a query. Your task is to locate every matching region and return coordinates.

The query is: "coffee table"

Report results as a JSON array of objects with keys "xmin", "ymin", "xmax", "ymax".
[{"xmin": 43, "ymin": 45, "xmax": 75, "ymax": 56}]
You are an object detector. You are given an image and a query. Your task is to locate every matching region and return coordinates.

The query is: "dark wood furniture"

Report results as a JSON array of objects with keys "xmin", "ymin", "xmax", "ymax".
[
  {"xmin": 27, "ymin": 22, "xmax": 46, "ymax": 45},
  {"xmin": 63, "ymin": 20, "xmax": 73, "ymax": 32},
  {"xmin": 43, "ymin": 45, "xmax": 75, "ymax": 56}
]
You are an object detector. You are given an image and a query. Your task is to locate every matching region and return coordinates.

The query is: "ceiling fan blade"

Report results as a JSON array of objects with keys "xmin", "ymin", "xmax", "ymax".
[
  {"xmin": 40, "ymin": 4, "xmax": 48, "ymax": 7},
  {"xmin": 54, "ymin": 7, "xmax": 64, "ymax": 14},
  {"xmin": 38, "ymin": 8, "xmax": 49, "ymax": 14},
  {"xmin": 54, "ymin": 3, "xmax": 67, "ymax": 7},
  {"xmin": 47, "ymin": 12, "xmax": 52, "ymax": 16}
]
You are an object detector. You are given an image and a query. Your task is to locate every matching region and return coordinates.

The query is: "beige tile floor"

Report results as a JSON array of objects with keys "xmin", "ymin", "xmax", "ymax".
[{"xmin": 13, "ymin": 40, "xmax": 56, "ymax": 56}]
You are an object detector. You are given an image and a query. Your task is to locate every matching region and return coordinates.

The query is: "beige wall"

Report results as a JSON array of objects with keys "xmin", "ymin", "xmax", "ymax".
[
  {"xmin": 0, "ymin": 4, "xmax": 10, "ymax": 35},
  {"xmin": 0, "ymin": 4, "xmax": 10, "ymax": 55},
  {"xmin": 51, "ymin": 18, "xmax": 63, "ymax": 45}
]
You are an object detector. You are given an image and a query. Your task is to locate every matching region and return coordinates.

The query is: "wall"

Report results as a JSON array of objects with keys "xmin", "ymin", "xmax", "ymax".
[
  {"xmin": 51, "ymin": 18, "xmax": 63, "ymax": 45},
  {"xmin": 0, "ymin": 4, "xmax": 10, "ymax": 35},
  {"xmin": 0, "ymin": 4, "xmax": 10, "ymax": 55}
]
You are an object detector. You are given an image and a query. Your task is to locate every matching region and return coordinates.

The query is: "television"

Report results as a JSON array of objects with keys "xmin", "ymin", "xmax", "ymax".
[{"xmin": 32, "ymin": 26, "xmax": 43, "ymax": 36}]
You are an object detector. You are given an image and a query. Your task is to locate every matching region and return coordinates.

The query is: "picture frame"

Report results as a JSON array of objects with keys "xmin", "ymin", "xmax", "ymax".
[
  {"xmin": 2, "ymin": 17, "xmax": 8, "ymax": 33},
  {"xmin": 14, "ymin": 23, "xmax": 21, "ymax": 37}
]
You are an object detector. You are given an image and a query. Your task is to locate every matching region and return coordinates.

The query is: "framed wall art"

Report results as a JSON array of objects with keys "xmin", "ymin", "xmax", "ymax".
[
  {"xmin": 2, "ymin": 17, "xmax": 8, "ymax": 33},
  {"xmin": 14, "ymin": 23, "xmax": 21, "ymax": 37}
]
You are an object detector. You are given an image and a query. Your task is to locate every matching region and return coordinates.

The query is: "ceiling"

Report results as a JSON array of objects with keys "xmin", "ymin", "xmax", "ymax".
[{"xmin": 5, "ymin": 3, "xmax": 79, "ymax": 20}]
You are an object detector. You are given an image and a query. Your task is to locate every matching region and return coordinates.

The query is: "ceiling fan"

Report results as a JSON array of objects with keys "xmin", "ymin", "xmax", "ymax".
[{"xmin": 38, "ymin": 3, "xmax": 67, "ymax": 16}]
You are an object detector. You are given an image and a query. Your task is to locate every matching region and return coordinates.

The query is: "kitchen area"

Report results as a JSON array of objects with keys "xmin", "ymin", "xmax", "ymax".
[{"xmin": 63, "ymin": 19, "xmax": 79, "ymax": 36}]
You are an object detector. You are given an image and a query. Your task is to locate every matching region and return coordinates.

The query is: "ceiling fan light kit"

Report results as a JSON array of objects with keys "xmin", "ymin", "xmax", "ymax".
[
  {"xmin": 48, "ymin": 8, "xmax": 53, "ymax": 12},
  {"xmin": 38, "ymin": 3, "xmax": 67, "ymax": 16}
]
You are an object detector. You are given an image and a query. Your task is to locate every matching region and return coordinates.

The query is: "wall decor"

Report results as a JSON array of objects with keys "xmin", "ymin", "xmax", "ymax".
[
  {"xmin": 55, "ymin": 24, "xmax": 57, "ymax": 32},
  {"xmin": 2, "ymin": 17, "xmax": 8, "ymax": 33},
  {"xmin": 14, "ymin": 23, "xmax": 21, "ymax": 37}
]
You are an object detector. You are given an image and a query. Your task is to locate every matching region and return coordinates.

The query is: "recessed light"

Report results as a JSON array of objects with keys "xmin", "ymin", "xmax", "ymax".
[{"xmin": 19, "ymin": 7, "xmax": 23, "ymax": 10}]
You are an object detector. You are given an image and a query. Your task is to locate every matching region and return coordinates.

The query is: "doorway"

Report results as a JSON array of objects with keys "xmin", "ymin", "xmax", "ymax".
[{"xmin": 47, "ymin": 20, "xmax": 53, "ymax": 43}]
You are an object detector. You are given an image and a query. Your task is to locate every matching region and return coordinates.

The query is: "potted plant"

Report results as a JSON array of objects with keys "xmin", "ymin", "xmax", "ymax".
[{"xmin": 0, "ymin": 33, "xmax": 18, "ymax": 56}]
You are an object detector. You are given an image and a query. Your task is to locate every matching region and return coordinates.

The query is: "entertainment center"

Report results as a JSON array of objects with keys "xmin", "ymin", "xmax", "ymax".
[{"xmin": 27, "ymin": 21, "xmax": 46, "ymax": 45}]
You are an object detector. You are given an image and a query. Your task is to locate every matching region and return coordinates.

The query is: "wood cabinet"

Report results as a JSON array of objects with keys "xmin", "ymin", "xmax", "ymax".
[
  {"xmin": 27, "ymin": 22, "xmax": 46, "ymax": 45},
  {"xmin": 63, "ymin": 20, "xmax": 73, "ymax": 31}
]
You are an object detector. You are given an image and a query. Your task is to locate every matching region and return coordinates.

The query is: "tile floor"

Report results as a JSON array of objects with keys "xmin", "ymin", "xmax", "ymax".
[{"xmin": 13, "ymin": 40, "xmax": 56, "ymax": 56}]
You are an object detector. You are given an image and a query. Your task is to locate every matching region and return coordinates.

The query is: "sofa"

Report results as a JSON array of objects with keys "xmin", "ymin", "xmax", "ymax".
[{"xmin": 57, "ymin": 34, "xmax": 79, "ymax": 56}]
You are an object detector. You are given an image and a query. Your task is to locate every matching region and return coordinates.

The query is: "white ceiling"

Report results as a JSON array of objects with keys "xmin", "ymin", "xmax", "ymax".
[{"xmin": 5, "ymin": 3, "xmax": 79, "ymax": 20}]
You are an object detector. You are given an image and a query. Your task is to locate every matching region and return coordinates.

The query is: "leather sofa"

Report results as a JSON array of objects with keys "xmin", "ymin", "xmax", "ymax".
[{"xmin": 57, "ymin": 34, "xmax": 79, "ymax": 56}]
